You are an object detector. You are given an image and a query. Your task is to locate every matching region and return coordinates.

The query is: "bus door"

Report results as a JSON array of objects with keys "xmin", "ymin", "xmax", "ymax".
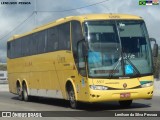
[{"xmin": 76, "ymin": 40, "xmax": 88, "ymax": 100}]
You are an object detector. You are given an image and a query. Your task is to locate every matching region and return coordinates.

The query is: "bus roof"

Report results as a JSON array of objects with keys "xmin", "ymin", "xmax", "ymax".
[{"xmin": 8, "ymin": 14, "xmax": 143, "ymax": 41}]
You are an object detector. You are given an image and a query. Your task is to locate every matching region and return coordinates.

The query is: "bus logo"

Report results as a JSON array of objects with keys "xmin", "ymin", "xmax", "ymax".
[{"xmin": 123, "ymin": 83, "xmax": 127, "ymax": 89}]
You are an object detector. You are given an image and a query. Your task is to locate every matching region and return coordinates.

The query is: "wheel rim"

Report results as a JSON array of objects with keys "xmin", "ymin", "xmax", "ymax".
[
  {"xmin": 17, "ymin": 87, "xmax": 21, "ymax": 95},
  {"xmin": 69, "ymin": 90, "xmax": 76, "ymax": 108},
  {"xmin": 23, "ymin": 85, "xmax": 28, "ymax": 101},
  {"xmin": 17, "ymin": 86, "xmax": 22, "ymax": 100}
]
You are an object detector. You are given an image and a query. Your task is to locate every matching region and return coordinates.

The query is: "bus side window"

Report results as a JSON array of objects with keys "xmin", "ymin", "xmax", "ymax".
[
  {"xmin": 14, "ymin": 39, "xmax": 21, "ymax": 58},
  {"xmin": 21, "ymin": 37, "xmax": 30, "ymax": 57},
  {"xmin": 37, "ymin": 31, "xmax": 46, "ymax": 54},
  {"xmin": 47, "ymin": 27, "xmax": 58, "ymax": 52},
  {"xmin": 59, "ymin": 22, "xmax": 70, "ymax": 50},
  {"xmin": 78, "ymin": 41, "xmax": 87, "ymax": 76},
  {"xmin": 7, "ymin": 42, "xmax": 11, "ymax": 58},
  {"xmin": 71, "ymin": 21, "xmax": 83, "ymax": 64},
  {"xmin": 30, "ymin": 34, "xmax": 38, "ymax": 55}
]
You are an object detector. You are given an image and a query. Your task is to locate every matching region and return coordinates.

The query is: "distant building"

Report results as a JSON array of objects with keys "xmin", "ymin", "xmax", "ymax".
[{"xmin": 0, "ymin": 71, "xmax": 8, "ymax": 84}]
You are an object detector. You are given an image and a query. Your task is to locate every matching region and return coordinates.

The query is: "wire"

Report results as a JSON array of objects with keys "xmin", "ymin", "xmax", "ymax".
[
  {"xmin": 37, "ymin": 0, "xmax": 109, "ymax": 13},
  {"xmin": 0, "ymin": 12, "xmax": 34, "ymax": 41},
  {"xmin": 99, "ymin": 4, "xmax": 111, "ymax": 13},
  {"xmin": 0, "ymin": 0, "xmax": 109, "ymax": 40}
]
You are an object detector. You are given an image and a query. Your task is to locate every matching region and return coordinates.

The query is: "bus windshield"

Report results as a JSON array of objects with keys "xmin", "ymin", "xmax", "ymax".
[{"xmin": 84, "ymin": 20, "xmax": 152, "ymax": 78}]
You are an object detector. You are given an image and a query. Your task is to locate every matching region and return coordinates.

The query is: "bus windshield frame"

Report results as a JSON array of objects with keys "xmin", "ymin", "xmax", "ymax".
[{"xmin": 83, "ymin": 20, "xmax": 153, "ymax": 79}]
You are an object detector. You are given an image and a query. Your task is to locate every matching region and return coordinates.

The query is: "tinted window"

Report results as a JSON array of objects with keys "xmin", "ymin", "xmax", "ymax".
[
  {"xmin": 8, "ymin": 22, "xmax": 72, "ymax": 59},
  {"xmin": 30, "ymin": 34, "xmax": 38, "ymax": 55},
  {"xmin": 7, "ymin": 42, "xmax": 11, "ymax": 58},
  {"xmin": 47, "ymin": 27, "xmax": 58, "ymax": 52},
  {"xmin": 21, "ymin": 37, "xmax": 30, "ymax": 57},
  {"xmin": 71, "ymin": 21, "xmax": 83, "ymax": 62},
  {"xmin": 10, "ymin": 41, "xmax": 15, "ymax": 58},
  {"xmin": 14, "ymin": 39, "xmax": 21, "ymax": 58},
  {"xmin": 37, "ymin": 31, "xmax": 46, "ymax": 54},
  {"xmin": 58, "ymin": 22, "xmax": 70, "ymax": 50}
]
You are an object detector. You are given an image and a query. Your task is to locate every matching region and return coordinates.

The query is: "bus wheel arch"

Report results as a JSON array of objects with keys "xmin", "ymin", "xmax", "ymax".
[
  {"xmin": 66, "ymin": 80, "xmax": 78, "ymax": 109},
  {"xmin": 16, "ymin": 80, "xmax": 23, "ymax": 101},
  {"xmin": 22, "ymin": 80, "xmax": 30, "ymax": 101},
  {"xmin": 16, "ymin": 80, "xmax": 21, "ymax": 89}
]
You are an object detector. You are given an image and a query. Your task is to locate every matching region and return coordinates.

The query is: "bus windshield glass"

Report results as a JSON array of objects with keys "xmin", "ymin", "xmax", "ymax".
[{"xmin": 84, "ymin": 20, "xmax": 152, "ymax": 78}]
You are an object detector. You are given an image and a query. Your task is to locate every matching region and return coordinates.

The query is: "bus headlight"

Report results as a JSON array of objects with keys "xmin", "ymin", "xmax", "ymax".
[
  {"xmin": 90, "ymin": 85, "xmax": 108, "ymax": 90},
  {"xmin": 141, "ymin": 82, "xmax": 153, "ymax": 88}
]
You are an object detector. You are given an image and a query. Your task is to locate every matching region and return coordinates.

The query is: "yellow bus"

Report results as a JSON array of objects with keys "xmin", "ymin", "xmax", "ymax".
[{"xmin": 7, "ymin": 14, "xmax": 158, "ymax": 109}]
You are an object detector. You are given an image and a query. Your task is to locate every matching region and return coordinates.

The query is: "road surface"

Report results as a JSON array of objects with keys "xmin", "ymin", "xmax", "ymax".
[{"xmin": 0, "ymin": 83, "xmax": 160, "ymax": 119}]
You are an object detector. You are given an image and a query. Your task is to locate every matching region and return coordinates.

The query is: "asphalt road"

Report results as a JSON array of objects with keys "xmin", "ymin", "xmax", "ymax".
[
  {"xmin": 0, "ymin": 84, "xmax": 160, "ymax": 119},
  {"xmin": 0, "ymin": 91, "xmax": 160, "ymax": 111}
]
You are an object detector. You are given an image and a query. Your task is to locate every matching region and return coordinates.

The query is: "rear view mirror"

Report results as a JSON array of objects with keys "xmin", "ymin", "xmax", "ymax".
[
  {"xmin": 149, "ymin": 38, "xmax": 158, "ymax": 57},
  {"xmin": 153, "ymin": 43, "xmax": 158, "ymax": 57}
]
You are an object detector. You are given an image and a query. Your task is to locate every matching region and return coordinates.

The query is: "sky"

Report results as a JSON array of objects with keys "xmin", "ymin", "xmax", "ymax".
[{"xmin": 0, "ymin": 0, "xmax": 159, "ymax": 63}]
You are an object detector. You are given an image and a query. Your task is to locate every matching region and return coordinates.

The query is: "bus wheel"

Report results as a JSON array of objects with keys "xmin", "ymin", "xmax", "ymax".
[
  {"xmin": 68, "ymin": 86, "xmax": 78, "ymax": 109},
  {"xmin": 119, "ymin": 100, "xmax": 132, "ymax": 107},
  {"xmin": 23, "ymin": 84, "xmax": 30, "ymax": 102},
  {"xmin": 17, "ymin": 85, "xmax": 23, "ymax": 101}
]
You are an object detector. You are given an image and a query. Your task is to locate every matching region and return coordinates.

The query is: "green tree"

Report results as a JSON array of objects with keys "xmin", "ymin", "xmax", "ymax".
[{"xmin": 0, "ymin": 64, "xmax": 7, "ymax": 71}]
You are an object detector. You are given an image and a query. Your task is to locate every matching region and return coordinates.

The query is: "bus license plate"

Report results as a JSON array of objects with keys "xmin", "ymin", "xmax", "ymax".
[{"xmin": 120, "ymin": 93, "xmax": 130, "ymax": 98}]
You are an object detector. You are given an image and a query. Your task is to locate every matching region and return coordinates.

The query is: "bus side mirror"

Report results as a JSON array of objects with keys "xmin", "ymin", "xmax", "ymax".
[
  {"xmin": 150, "ymin": 38, "xmax": 158, "ymax": 57},
  {"xmin": 153, "ymin": 43, "xmax": 158, "ymax": 57}
]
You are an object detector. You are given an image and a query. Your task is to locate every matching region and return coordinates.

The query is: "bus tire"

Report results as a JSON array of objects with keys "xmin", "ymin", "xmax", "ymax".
[
  {"xmin": 119, "ymin": 100, "xmax": 132, "ymax": 107},
  {"xmin": 17, "ymin": 84, "xmax": 23, "ymax": 101},
  {"xmin": 23, "ymin": 83, "xmax": 30, "ymax": 102},
  {"xmin": 68, "ymin": 85, "xmax": 78, "ymax": 109}
]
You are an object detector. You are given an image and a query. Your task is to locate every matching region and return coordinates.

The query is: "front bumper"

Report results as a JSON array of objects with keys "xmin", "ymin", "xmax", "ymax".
[{"xmin": 87, "ymin": 86, "xmax": 153, "ymax": 102}]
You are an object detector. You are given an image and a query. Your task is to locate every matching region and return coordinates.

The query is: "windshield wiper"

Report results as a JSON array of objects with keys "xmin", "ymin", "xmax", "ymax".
[
  {"xmin": 109, "ymin": 55, "xmax": 141, "ymax": 78},
  {"xmin": 124, "ymin": 56, "xmax": 141, "ymax": 77},
  {"xmin": 109, "ymin": 57, "xmax": 122, "ymax": 78}
]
